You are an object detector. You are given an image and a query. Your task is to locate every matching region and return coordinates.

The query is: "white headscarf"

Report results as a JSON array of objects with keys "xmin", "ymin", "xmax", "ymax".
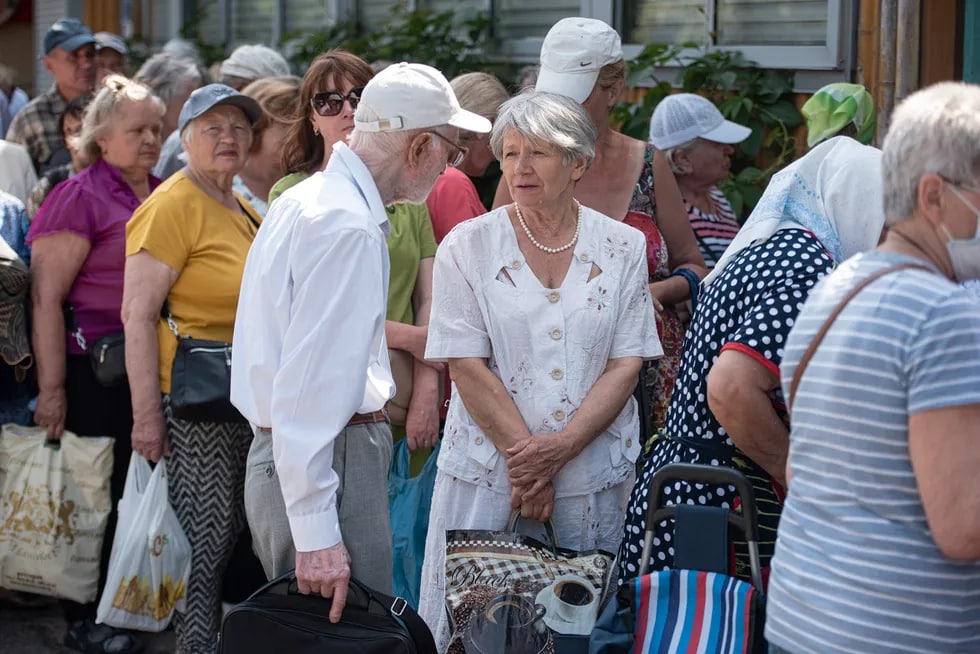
[{"xmin": 704, "ymin": 136, "xmax": 885, "ymax": 285}]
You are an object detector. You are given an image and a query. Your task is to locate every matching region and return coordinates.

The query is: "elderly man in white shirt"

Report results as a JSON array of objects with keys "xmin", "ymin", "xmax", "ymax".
[{"xmin": 231, "ymin": 62, "xmax": 490, "ymax": 622}]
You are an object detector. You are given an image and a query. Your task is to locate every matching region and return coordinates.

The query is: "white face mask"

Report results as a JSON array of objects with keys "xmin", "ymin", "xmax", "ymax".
[{"xmin": 942, "ymin": 185, "xmax": 980, "ymax": 282}]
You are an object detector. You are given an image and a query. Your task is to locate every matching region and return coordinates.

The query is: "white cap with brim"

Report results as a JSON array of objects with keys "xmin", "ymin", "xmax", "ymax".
[
  {"xmin": 535, "ymin": 17, "xmax": 623, "ymax": 104},
  {"xmin": 648, "ymin": 93, "xmax": 752, "ymax": 150},
  {"xmin": 354, "ymin": 62, "xmax": 491, "ymax": 134}
]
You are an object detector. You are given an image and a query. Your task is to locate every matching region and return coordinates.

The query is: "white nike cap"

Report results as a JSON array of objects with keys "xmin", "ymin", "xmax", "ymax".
[{"xmin": 535, "ymin": 17, "xmax": 623, "ymax": 104}]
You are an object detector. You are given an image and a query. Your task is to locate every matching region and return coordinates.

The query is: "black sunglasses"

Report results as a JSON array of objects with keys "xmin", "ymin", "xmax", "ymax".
[{"xmin": 310, "ymin": 87, "xmax": 365, "ymax": 117}]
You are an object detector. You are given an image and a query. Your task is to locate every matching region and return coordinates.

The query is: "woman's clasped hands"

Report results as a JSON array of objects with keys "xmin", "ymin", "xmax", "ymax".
[{"xmin": 505, "ymin": 434, "xmax": 575, "ymax": 522}]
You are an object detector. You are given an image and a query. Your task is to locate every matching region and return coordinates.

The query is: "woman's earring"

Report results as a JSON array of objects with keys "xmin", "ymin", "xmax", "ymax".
[{"xmin": 312, "ymin": 124, "xmax": 320, "ymax": 136}]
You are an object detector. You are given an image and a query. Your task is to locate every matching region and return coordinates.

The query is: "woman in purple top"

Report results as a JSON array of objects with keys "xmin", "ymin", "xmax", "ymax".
[{"xmin": 27, "ymin": 75, "xmax": 162, "ymax": 654}]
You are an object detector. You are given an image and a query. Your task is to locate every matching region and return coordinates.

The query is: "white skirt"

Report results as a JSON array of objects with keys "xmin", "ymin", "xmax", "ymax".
[{"xmin": 417, "ymin": 470, "xmax": 634, "ymax": 653}]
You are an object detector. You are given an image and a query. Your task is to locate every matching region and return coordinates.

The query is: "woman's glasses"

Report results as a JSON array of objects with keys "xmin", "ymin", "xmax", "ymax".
[{"xmin": 310, "ymin": 87, "xmax": 365, "ymax": 117}]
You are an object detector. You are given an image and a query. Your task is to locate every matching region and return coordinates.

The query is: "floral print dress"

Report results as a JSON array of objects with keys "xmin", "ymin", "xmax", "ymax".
[{"xmin": 622, "ymin": 145, "xmax": 686, "ymax": 444}]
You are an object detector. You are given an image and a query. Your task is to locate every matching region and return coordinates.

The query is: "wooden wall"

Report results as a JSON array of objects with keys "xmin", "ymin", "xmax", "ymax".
[{"xmin": 83, "ymin": 0, "xmax": 121, "ymax": 34}]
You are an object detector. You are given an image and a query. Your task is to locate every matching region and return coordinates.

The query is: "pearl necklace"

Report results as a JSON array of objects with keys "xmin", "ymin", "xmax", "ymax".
[{"xmin": 514, "ymin": 200, "xmax": 582, "ymax": 254}]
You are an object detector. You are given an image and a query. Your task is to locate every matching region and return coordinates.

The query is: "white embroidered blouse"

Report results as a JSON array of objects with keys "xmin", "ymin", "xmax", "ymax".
[{"xmin": 426, "ymin": 205, "xmax": 663, "ymax": 498}]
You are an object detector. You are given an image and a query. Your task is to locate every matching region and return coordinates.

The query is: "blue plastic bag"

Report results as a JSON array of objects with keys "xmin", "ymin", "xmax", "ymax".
[{"xmin": 388, "ymin": 439, "xmax": 440, "ymax": 609}]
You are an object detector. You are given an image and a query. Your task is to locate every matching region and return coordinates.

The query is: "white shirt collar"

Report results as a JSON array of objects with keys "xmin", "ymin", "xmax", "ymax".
[{"xmin": 328, "ymin": 142, "xmax": 390, "ymax": 235}]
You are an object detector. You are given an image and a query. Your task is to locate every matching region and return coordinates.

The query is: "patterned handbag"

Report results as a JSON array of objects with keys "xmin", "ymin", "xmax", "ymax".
[{"xmin": 444, "ymin": 515, "xmax": 613, "ymax": 654}]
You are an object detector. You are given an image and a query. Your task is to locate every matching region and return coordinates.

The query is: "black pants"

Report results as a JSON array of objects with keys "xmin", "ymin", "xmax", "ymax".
[{"xmin": 60, "ymin": 355, "xmax": 133, "ymax": 624}]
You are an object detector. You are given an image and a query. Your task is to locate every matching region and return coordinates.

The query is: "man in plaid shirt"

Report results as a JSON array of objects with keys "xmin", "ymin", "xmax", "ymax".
[{"xmin": 6, "ymin": 19, "xmax": 96, "ymax": 175}]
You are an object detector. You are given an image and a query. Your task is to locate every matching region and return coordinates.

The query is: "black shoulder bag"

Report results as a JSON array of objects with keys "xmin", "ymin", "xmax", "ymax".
[{"xmin": 165, "ymin": 306, "xmax": 245, "ymax": 424}]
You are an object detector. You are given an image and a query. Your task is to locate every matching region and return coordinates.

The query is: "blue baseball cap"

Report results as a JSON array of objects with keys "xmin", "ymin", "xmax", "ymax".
[
  {"xmin": 177, "ymin": 84, "xmax": 262, "ymax": 135},
  {"xmin": 44, "ymin": 19, "xmax": 97, "ymax": 55}
]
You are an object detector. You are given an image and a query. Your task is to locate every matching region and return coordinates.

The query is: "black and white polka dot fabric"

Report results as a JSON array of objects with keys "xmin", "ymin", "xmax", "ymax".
[{"xmin": 616, "ymin": 228, "xmax": 835, "ymax": 585}]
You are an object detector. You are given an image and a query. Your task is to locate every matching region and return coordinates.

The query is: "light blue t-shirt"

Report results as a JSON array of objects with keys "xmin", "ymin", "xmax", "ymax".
[{"xmin": 767, "ymin": 252, "xmax": 980, "ymax": 653}]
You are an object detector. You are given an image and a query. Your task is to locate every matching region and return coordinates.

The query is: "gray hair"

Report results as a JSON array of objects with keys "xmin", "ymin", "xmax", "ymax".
[
  {"xmin": 489, "ymin": 91, "xmax": 596, "ymax": 168},
  {"xmin": 75, "ymin": 75, "xmax": 165, "ymax": 166},
  {"xmin": 663, "ymin": 138, "xmax": 698, "ymax": 175},
  {"xmin": 349, "ymin": 127, "xmax": 429, "ymax": 167},
  {"xmin": 882, "ymin": 82, "xmax": 980, "ymax": 225},
  {"xmin": 134, "ymin": 53, "xmax": 203, "ymax": 104}
]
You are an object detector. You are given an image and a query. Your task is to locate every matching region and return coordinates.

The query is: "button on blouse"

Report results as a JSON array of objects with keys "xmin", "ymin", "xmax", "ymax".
[{"xmin": 426, "ymin": 206, "xmax": 663, "ymax": 497}]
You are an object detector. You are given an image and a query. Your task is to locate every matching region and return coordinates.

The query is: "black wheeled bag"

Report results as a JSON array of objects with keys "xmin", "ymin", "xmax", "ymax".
[{"xmin": 219, "ymin": 571, "xmax": 437, "ymax": 654}]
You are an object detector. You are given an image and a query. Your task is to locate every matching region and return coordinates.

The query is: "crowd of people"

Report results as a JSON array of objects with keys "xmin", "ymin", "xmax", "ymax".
[{"xmin": 0, "ymin": 12, "xmax": 977, "ymax": 654}]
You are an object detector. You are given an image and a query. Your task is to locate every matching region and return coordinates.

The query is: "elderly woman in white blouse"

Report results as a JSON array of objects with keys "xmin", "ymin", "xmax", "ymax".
[{"xmin": 418, "ymin": 90, "xmax": 662, "ymax": 648}]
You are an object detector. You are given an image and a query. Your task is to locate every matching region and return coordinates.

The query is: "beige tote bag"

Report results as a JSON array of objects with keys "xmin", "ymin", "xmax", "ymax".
[{"xmin": 0, "ymin": 425, "xmax": 113, "ymax": 602}]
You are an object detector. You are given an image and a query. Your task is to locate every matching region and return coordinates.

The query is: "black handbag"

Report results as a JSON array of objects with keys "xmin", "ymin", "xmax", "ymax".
[
  {"xmin": 219, "ymin": 571, "xmax": 437, "ymax": 654},
  {"xmin": 89, "ymin": 331, "xmax": 127, "ymax": 387},
  {"xmin": 165, "ymin": 311, "xmax": 245, "ymax": 424},
  {"xmin": 63, "ymin": 304, "xmax": 127, "ymax": 387}
]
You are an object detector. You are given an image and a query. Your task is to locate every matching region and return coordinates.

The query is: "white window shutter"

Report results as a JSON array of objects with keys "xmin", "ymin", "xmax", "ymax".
[
  {"xmin": 627, "ymin": 0, "xmax": 829, "ymax": 47},
  {"xmin": 717, "ymin": 0, "xmax": 828, "ymax": 45},
  {"xmin": 231, "ymin": 0, "xmax": 275, "ymax": 44},
  {"xmin": 358, "ymin": 0, "xmax": 393, "ymax": 31},
  {"xmin": 495, "ymin": 0, "xmax": 580, "ymax": 40},
  {"xmin": 284, "ymin": 0, "xmax": 331, "ymax": 36},
  {"xmin": 624, "ymin": 0, "xmax": 707, "ymax": 46}
]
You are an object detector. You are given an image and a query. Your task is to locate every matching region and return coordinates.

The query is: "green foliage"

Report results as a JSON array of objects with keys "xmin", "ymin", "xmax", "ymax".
[
  {"xmin": 283, "ymin": 4, "xmax": 496, "ymax": 82},
  {"xmin": 614, "ymin": 45, "xmax": 803, "ymax": 219}
]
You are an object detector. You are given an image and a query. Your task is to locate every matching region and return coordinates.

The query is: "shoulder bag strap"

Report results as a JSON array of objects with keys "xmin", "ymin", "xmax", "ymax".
[
  {"xmin": 788, "ymin": 263, "xmax": 930, "ymax": 410},
  {"xmin": 670, "ymin": 267, "xmax": 702, "ymax": 313}
]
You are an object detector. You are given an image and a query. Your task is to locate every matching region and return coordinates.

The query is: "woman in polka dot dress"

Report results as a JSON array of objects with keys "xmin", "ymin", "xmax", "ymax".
[{"xmin": 616, "ymin": 137, "xmax": 890, "ymax": 585}]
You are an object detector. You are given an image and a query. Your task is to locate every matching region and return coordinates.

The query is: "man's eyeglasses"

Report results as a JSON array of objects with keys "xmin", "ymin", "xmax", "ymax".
[
  {"xmin": 428, "ymin": 130, "xmax": 467, "ymax": 167},
  {"xmin": 310, "ymin": 87, "xmax": 365, "ymax": 117}
]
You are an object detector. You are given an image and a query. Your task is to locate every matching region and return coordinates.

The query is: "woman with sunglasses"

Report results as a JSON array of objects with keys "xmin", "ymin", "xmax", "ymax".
[{"xmin": 269, "ymin": 51, "xmax": 441, "ymax": 469}]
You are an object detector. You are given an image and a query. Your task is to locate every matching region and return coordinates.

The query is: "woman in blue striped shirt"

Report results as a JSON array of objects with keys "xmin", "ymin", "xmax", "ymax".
[{"xmin": 767, "ymin": 81, "xmax": 980, "ymax": 654}]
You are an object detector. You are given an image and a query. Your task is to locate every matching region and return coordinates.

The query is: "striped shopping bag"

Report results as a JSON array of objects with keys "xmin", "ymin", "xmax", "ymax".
[{"xmin": 629, "ymin": 569, "xmax": 764, "ymax": 654}]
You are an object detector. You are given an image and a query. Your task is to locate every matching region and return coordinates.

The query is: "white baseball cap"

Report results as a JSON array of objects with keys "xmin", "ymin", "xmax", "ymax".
[
  {"xmin": 220, "ymin": 44, "xmax": 290, "ymax": 81},
  {"xmin": 535, "ymin": 17, "xmax": 623, "ymax": 104},
  {"xmin": 649, "ymin": 93, "xmax": 751, "ymax": 150},
  {"xmin": 354, "ymin": 62, "xmax": 492, "ymax": 134}
]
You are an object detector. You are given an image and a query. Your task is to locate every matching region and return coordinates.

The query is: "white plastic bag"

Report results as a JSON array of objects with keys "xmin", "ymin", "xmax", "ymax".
[
  {"xmin": 96, "ymin": 454, "xmax": 191, "ymax": 632},
  {"xmin": 0, "ymin": 424, "xmax": 113, "ymax": 602}
]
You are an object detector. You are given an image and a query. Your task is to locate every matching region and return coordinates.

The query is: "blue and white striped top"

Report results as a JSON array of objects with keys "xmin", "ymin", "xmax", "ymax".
[{"xmin": 766, "ymin": 251, "xmax": 980, "ymax": 653}]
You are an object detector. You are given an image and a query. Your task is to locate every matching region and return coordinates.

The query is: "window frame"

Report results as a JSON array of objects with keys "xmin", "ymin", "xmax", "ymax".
[{"xmin": 494, "ymin": 0, "xmax": 853, "ymax": 81}]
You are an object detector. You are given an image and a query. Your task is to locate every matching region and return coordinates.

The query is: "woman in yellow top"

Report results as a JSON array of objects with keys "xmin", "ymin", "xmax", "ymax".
[{"xmin": 121, "ymin": 84, "xmax": 262, "ymax": 654}]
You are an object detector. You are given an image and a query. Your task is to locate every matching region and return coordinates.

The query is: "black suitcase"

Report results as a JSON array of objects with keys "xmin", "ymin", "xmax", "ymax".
[{"xmin": 219, "ymin": 571, "xmax": 437, "ymax": 654}]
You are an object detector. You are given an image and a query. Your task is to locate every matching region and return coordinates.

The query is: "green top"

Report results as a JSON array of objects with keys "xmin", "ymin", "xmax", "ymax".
[
  {"xmin": 385, "ymin": 203, "xmax": 438, "ymax": 324},
  {"xmin": 268, "ymin": 171, "xmax": 309, "ymax": 204},
  {"xmin": 268, "ymin": 171, "xmax": 437, "ymax": 323}
]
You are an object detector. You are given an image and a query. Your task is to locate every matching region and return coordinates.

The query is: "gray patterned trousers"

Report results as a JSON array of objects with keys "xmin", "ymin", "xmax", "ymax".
[{"xmin": 164, "ymin": 397, "xmax": 252, "ymax": 654}]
